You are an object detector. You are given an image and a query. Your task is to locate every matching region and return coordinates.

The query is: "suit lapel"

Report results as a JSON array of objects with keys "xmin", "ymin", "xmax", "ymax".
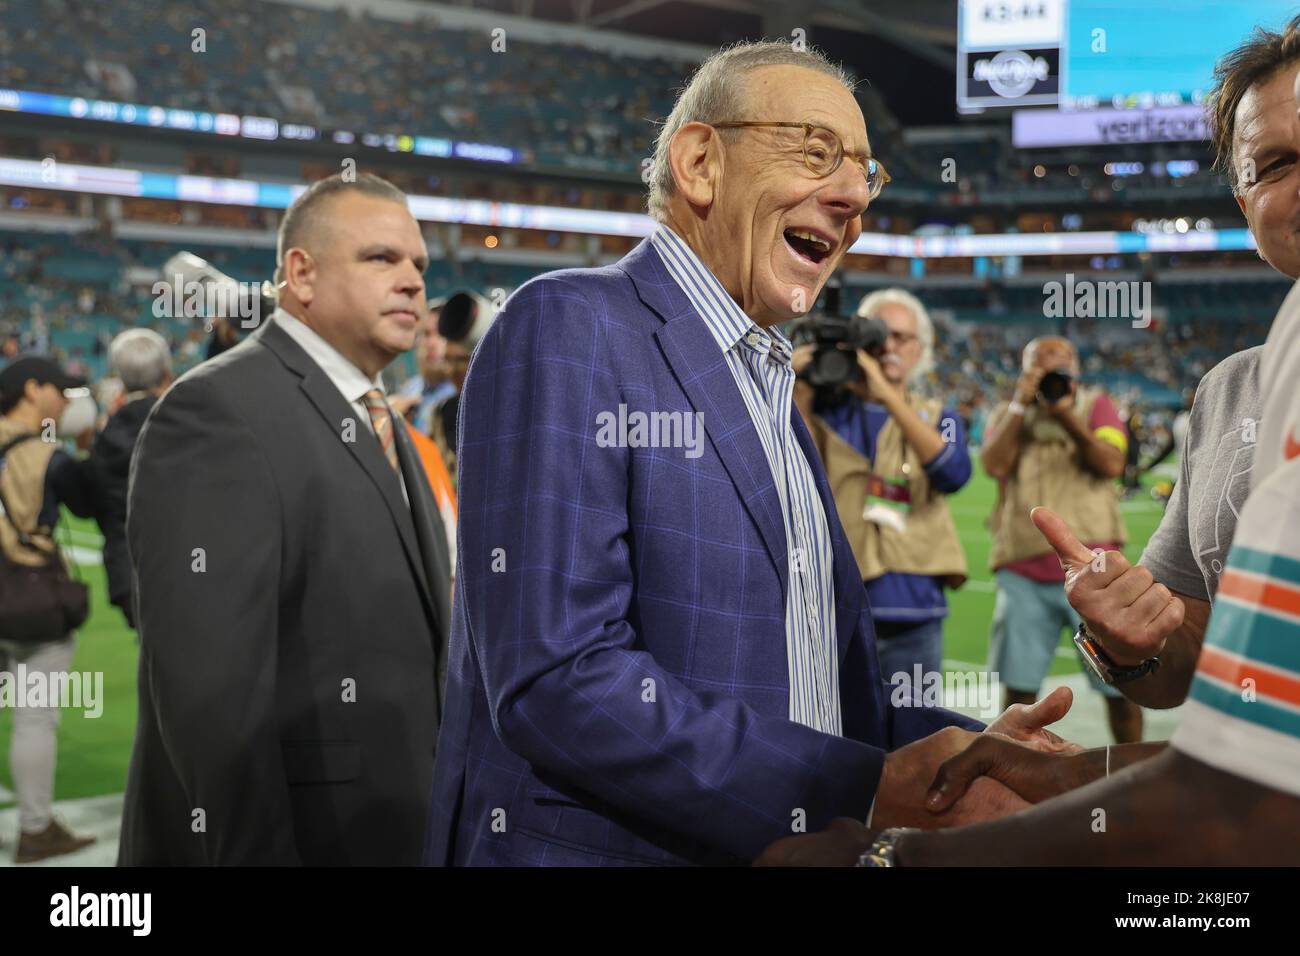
[
  {"xmin": 621, "ymin": 240, "xmax": 790, "ymax": 605},
  {"xmin": 257, "ymin": 321, "xmax": 442, "ymax": 637},
  {"xmin": 621, "ymin": 239, "xmax": 860, "ymax": 664}
]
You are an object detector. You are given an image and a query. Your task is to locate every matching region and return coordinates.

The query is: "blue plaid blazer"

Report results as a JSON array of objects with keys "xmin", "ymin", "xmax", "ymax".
[{"xmin": 423, "ymin": 239, "xmax": 981, "ymax": 866}]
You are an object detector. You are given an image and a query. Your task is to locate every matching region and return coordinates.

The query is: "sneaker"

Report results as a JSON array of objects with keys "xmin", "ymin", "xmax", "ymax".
[{"xmin": 15, "ymin": 819, "xmax": 97, "ymax": 864}]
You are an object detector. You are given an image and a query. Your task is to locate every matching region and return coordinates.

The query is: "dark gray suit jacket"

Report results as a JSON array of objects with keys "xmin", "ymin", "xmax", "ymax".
[{"xmin": 119, "ymin": 319, "xmax": 450, "ymax": 865}]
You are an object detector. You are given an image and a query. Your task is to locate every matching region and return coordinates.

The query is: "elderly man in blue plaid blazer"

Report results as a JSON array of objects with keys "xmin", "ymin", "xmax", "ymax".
[{"xmin": 424, "ymin": 42, "xmax": 1074, "ymax": 867}]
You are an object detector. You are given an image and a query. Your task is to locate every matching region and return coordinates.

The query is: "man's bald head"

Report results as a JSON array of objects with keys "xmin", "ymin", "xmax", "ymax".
[
  {"xmin": 1022, "ymin": 335, "xmax": 1078, "ymax": 373},
  {"xmin": 275, "ymin": 172, "xmax": 410, "ymax": 284}
]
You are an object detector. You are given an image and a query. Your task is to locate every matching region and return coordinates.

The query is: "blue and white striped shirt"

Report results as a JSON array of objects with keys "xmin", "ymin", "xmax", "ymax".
[{"xmin": 651, "ymin": 225, "xmax": 842, "ymax": 735}]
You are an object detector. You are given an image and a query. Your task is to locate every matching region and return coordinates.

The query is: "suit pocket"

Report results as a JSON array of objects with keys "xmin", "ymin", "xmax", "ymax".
[{"xmin": 282, "ymin": 740, "xmax": 361, "ymax": 784}]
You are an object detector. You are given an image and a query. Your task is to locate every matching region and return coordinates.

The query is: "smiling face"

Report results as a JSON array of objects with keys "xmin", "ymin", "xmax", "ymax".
[
  {"xmin": 668, "ymin": 64, "xmax": 873, "ymax": 326},
  {"xmin": 282, "ymin": 191, "xmax": 430, "ymax": 378},
  {"xmin": 1233, "ymin": 61, "xmax": 1300, "ymax": 279}
]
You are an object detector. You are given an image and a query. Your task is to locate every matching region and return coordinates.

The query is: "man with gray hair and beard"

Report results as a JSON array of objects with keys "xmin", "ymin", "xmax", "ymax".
[
  {"xmin": 793, "ymin": 289, "xmax": 972, "ymax": 690},
  {"xmin": 87, "ymin": 328, "xmax": 173, "ymax": 628}
]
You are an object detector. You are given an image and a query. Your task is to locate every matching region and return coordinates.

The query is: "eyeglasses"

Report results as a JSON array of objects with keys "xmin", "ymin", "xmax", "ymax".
[{"xmin": 712, "ymin": 121, "xmax": 891, "ymax": 201}]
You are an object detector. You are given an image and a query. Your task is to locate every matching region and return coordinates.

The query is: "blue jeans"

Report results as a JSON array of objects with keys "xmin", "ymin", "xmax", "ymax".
[
  {"xmin": 988, "ymin": 569, "xmax": 1122, "ymax": 698},
  {"xmin": 874, "ymin": 618, "xmax": 944, "ymax": 686}
]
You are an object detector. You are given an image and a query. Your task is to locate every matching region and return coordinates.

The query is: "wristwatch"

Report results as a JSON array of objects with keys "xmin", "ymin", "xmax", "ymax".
[
  {"xmin": 855, "ymin": 827, "xmax": 917, "ymax": 867},
  {"xmin": 1073, "ymin": 622, "xmax": 1160, "ymax": 685}
]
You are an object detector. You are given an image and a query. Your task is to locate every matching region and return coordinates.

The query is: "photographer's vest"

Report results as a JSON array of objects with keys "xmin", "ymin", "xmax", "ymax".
[
  {"xmin": 0, "ymin": 418, "xmax": 61, "ymax": 569},
  {"xmin": 988, "ymin": 386, "xmax": 1126, "ymax": 570},
  {"xmin": 808, "ymin": 394, "xmax": 968, "ymax": 588}
]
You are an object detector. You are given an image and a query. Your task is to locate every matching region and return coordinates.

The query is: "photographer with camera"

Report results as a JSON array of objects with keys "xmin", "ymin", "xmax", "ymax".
[
  {"xmin": 980, "ymin": 335, "xmax": 1142, "ymax": 743},
  {"xmin": 793, "ymin": 288, "xmax": 970, "ymax": 687}
]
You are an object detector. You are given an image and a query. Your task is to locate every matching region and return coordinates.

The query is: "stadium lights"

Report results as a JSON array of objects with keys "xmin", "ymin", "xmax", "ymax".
[
  {"xmin": 0, "ymin": 156, "xmax": 1259, "ymax": 259},
  {"xmin": 0, "ymin": 86, "xmax": 518, "ymax": 165}
]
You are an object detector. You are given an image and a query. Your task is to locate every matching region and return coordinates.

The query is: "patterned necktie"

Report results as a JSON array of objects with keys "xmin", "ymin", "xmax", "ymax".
[{"xmin": 361, "ymin": 388, "xmax": 400, "ymax": 473}]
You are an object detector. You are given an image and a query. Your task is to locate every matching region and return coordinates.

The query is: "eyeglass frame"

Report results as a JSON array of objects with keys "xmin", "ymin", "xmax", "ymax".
[{"xmin": 710, "ymin": 121, "xmax": 891, "ymax": 199}]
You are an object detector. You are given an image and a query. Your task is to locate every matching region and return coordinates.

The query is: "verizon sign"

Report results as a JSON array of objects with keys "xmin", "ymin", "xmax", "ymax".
[{"xmin": 1012, "ymin": 105, "xmax": 1210, "ymax": 148}]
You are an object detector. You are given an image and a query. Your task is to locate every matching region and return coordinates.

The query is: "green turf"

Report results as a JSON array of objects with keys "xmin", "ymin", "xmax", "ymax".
[
  {"xmin": 942, "ymin": 468, "xmax": 1169, "ymax": 673},
  {"xmin": 0, "ymin": 466, "xmax": 1171, "ymax": 802},
  {"xmin": 0, "ymin": 517, "xmax": 141, "ymax": 802}
]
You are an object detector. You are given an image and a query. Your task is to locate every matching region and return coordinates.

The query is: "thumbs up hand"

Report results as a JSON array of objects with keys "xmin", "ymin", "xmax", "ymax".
[{"xmin": 1030, "ymin": 507, "xmax": 1184, "ymax": 666}]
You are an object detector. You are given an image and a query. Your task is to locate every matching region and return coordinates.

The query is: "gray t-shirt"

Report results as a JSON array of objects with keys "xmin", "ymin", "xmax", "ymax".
[{"xmin": 1140, "ymin": 346, "xmax": 1264, "ymax": 603}]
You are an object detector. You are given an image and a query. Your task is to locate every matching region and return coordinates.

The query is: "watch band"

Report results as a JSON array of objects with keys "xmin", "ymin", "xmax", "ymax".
[
  {"xmin": 855, "ymin": 827, "xmax": 917, "ymax": 867},
  {"xmin": 1073, "ymin": 622, "xmax": 1161, "ymax": 685}
]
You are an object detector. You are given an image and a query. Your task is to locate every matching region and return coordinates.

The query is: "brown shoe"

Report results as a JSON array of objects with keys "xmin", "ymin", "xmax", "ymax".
[{"xmin": 15, "ymin": 819, "xmax": 97, "ymax": 864}]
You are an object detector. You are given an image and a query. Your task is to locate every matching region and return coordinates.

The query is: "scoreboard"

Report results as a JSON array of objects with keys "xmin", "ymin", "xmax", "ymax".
[{"xmin": 960, "ymin": 0, "xmax": 1300, "ymax": 116}]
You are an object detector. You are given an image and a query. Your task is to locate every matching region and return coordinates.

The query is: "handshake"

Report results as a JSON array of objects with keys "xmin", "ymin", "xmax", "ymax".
[
  {"xmin": 759, "ymin": 505, "xmax": 1185, "ymax": 865},
  {"xmin": 871, "ymin": 685, "xmax": 1080, "ymax": 831},
  {"xmin": 755, "ymin": 687, "xmax": 1089, "ymax": 866}
]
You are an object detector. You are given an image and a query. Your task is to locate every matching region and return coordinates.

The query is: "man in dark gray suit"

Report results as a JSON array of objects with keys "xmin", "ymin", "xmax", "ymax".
[{"xmin": 120, "ymin": 173, "xmax": 451, "ymax": 865}]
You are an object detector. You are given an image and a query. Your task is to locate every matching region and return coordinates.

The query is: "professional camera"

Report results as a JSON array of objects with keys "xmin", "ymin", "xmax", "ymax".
[
  {"xmin": 790, "ymin": 284, "xmax": 888, "ymax": 394},
  {"xmin": 1037, "ymin": 368, "xmax": 1075, "ymax": 404},
  {"xmin": 160, "ymin": 252, "xmax": 276, "ymax": 360}
]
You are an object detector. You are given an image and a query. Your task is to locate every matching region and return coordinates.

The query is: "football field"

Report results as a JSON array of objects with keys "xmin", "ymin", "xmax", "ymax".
[{"xmin": 0, "ymin": 462, "xmax": 1176, "ymax": 807}]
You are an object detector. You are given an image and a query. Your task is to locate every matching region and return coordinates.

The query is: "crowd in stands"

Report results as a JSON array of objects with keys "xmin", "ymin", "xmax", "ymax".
[
  {"xmin": 0, "ymin": 0, "xmax": 693, "ymax": 175},
  {"xmin": 0, "ymin": 0, "xmax": 1223, "ymax": 203},
  {"xmin": 0, "ymin": 223, "xmax": 1277, "ymax": 460}
]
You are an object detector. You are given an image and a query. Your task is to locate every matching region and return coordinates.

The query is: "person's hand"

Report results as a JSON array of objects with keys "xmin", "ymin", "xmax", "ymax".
[
  {"xmin": 925, "ymin": 733, "xmax": 1099, "ymax": 814},
  {"xmin": 872, "ymin": 726, "xmax": 1033, "ymax": 830},
  {"xmin": 983, "ymin": 685, "xmax": 1082, "ymax": 754},
  {"xmin": 754, "ymin": 764, "xmax": 1033, "ymax": 866},
  {"xmin": 791, "ymin": 343, "xmax": 816, "ymax": 377},
  {"xmin": 854, "ymin": 350, "xmax": 896, "ymax": 404},
  {"xmin": 1012, "ymin": 366, "xmax": 1045, "ymax": 406},
  {"xmin": 753, "ymin": 817, "xmax": 876, "ymax": 867},
  {"xmin": 1032, "ymin": 506, "xmax": 1184, "ymax": 667},
  {"xmin": 75, "ymin": 426, "xmax": 95, "ymax": 452}
]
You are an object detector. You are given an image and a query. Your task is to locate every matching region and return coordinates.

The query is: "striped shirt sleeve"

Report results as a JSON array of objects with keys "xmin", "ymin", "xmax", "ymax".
[{"xmin": 1171, "ymin": 456, "xmax": 1300, "ymax": 797}]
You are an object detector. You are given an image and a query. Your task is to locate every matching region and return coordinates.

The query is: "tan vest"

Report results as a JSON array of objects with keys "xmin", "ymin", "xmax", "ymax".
[
  {"xmin": 808, "ymin": 394, "xmax": 968, "ymax": 588},
  {"xmin": 987, "ymin": 386, "xmax": 1126, "ymax": 570},
  {"xmin": 0, "ymin": 417, "xmax": 62, "ymax": 568}
]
